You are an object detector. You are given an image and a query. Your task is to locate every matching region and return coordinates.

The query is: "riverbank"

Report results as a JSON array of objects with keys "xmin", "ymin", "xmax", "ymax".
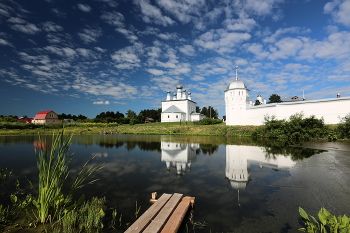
[{"xmin": 0, "ymin": 122, "xmax": 260, "ymax": 137}]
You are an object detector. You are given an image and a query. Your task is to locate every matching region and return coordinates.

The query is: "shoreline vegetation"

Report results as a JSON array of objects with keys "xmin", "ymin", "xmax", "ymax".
[{"xmin": 0, "ymin": 112, "xmax": 349, "ymax": 141}]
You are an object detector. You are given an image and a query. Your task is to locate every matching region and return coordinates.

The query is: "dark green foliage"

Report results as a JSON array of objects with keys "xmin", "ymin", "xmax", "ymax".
[
  {"xmin": 337, "ymin": 113, "xmax": 350, "ymax": 139},
  {"xmin": 252, "ymin": 113, "xmax": 335, "ymax": 141},
  {"xmin": 254, "ymin": 100, "xmax": 262, "ymax": 106},
  {"xmin": 268, "ymin": 94, "xmax": 282, "ymax": 103},
  {"xmin": 138, "ymin": 108, "xmax": 162, "ymax": 122},
  {"xmin": 199, "ymin": 118, "xmax": 222, "ymax": 125},
  {"xmin": 299, "ymin": 207, "xmax": 350, "ymax": 232},
  {"xmin": 95, "ymin": 111, "xmax": 125, "ymax": 123},
  {"xmin": 200, "ymin": 106, "xmax": 219, "ymax": 119},
  {"xmin": 58, "ymin": 113, "xmax": 87, "ymax": 121}
]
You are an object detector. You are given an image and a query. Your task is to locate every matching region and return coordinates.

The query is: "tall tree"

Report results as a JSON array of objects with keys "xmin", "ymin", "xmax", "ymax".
[
  {"xmin": 254, "ymin": 100, "xmax": 262, "ymax": 106},
  {"xmin": 269, "ymin": 94, "xmax": 282, "ymax": 103},
  {"xmin": 126, "ymin": 110, "xmax": 137, "ymax": 119},
  {"xmin": 200, "ymin": 106, "xmax": 219, "ymax": 119}
]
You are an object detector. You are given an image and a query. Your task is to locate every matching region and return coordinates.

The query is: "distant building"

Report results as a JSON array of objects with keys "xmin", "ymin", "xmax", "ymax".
[
  {"xmin": 161, "ymin": 81, "xmax": 205, "ymax": 122},
  {"xmin": 224, "ymin": 67, "xmax": 350, "ymax": 125},
  {"xmin": 16, "ymin": 117, "xmax": 33, "ymax": 123},
  {"xmin": 32, "ymin": 111, "xmax": 60, "ymax": 125},
  {"xmin": 145, "ymin": 117, "xmax": 155, "ymax": 123}
]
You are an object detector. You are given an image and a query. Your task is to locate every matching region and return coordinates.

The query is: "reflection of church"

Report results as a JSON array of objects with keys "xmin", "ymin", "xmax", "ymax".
[
  {"xmin": 226, "ymin": 145, "xmax": 296, "ymax": 191},
  {"xmin": 161, "ymin": 139, "xmax": 199, "ymax": 176}
]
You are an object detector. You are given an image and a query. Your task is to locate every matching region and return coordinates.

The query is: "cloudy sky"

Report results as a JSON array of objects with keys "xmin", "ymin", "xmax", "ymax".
[{"xmin": 1, "ymin": 0, "xmax": 350, "ymax": 118}]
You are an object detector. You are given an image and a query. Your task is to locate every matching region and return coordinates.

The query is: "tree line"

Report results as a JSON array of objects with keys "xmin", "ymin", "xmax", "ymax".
[{"xmin": 1, "ymin": 105, "xmax": 219, "ymax": 124}]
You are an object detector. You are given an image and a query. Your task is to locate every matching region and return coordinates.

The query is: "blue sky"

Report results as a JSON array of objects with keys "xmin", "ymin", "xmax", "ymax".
[{"xmin": 1, "ymin": 0, "xmax": 350, "ymax": 118}]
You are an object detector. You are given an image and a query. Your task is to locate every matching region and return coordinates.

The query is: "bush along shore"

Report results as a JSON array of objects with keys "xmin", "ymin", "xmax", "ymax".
[{"xmin": 0, "ymin": 113, "xmax": 350, "ymax": 141}]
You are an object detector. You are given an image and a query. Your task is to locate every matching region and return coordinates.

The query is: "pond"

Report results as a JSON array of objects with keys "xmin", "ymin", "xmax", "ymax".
[{"xmin": 1, "ymin": 134, "xmax": 350, "ymax": 233}]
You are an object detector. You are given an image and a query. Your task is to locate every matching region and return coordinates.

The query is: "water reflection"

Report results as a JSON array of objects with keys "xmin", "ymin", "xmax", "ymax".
[
  {"xmin": 0, "ymin": 134, "xmax": 335, "ymax": 233},
  {"xmin": 161, "ymin": 140, "xmax": 200, "ymax": 176},
  {"xmin": 225, "ymin": 145, "xmax": 296, "ymax": 208}
]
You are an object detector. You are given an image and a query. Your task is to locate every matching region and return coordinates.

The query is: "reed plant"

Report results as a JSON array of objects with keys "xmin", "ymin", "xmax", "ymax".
[{"xmin": 33, "ymin": 130, "xmax": 103, "ymax": 224}]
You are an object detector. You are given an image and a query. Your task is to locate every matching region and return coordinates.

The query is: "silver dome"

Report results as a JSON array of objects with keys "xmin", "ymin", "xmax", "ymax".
[{"xmin": 226, "ymin": 80, "xmax": 248, "ymax": 90}]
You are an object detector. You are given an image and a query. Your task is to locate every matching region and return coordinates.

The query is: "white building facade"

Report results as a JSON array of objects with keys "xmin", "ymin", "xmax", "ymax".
[
  {"xmin": 161, "ymin": 83, "xmax": 205, "ymax": 122},
  {"xmin": 225, "ymin": 68, "xmax": 350, "ymax": 126}
]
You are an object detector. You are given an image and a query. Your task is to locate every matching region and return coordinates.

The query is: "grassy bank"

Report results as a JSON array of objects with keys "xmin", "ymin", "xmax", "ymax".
[{"xmin": 0, "ymin": 122, "xmax": 260, "ymax": 137}]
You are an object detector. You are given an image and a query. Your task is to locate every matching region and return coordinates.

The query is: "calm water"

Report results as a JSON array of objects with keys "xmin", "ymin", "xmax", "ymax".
[{"xmin": 0, "ymin": 134, "xmax": 325, "ymax": 232}]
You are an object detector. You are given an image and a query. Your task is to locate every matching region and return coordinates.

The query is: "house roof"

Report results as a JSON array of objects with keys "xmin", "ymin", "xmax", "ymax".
[
  {"xmin": 17, "ymin": 118, "xmax": 33, "ymax": 123},
  {"xmin": 33, "ymin": 111, "xmax": 54, "ymax": 119},
  {"xmin": 162, "ymin": 105, "xmax": 184, "ymax": 113}
]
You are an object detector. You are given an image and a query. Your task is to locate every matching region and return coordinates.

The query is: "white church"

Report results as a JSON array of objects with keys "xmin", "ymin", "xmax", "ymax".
[
  {"xmin": 161, "ymin": 82, "xmax": 205, "ymax": 122},
  {"xmin": 225, "ymin": 67, "xmax": 350, "ymax": 126}
]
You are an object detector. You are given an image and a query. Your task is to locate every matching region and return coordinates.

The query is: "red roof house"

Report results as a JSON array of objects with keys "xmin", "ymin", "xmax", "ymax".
[{"xmin": 32, "ymin": 111, "xmax": 60, "ymax": 125}]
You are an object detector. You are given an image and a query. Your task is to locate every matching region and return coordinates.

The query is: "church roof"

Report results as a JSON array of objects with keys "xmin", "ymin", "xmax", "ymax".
[
  {"xmin": 163, "ymin": 105, "xmax": 185, "ymax": 113},
  {"xmin": 226, "ymin": 79, "xmax": 249, "ymax": 90}
]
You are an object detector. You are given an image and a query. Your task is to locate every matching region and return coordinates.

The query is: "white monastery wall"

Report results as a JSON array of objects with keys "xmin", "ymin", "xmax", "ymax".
[{"xmin": 246, "ymin": 97, "xmax": 350, "ymax": 125}]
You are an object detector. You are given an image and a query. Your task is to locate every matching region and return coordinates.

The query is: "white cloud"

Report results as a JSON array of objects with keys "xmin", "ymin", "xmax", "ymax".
[
  {"xmin": 0, "ymin": 38, "xmax": 14, "ymax": 47},
  {"xmin": 191, "ymin": 75, "xmax": 205, "ymax": 81},
  {"xmin": 224, "ymin": 17, "xmax": 257, "ymax": 32},
  {"xmin": 157, "ymin": 32, "xmax": 177, "ymax": 40},
  {"xmin": 116, "ymin": 28, "xmax": 138, "ymax": 42},
  {"xmin": 93, "ymin": 100, "xmax": 110, "ymax": 105},
  {"xmin": 194, "ymin": 29, "xmax": 251, "ymax": 53},
  {"xmin": 94, "ymin": 47, "xmax": 107, "ymax": 53},
  {"xmin": 134, "ymin": 0, "xmax": 175, "ymax": 26},
  {"xmin": 78, "ymin": 27, "xmax": 103, "ymax": 44},
  {"xmin": 147, "ymin": 68, "xmax": 165, "ymax": 75},
  {"xmin": 42, "ymin": 21, "xmax": 64, "ymax": 32},
  {"xmin": 7, "ymin": 17, "xmax": 26, "ymax": 24},
  {"xmin": 101, "ymin": 11, "xmax": 125, "ymax": 27},
  {"xmin": 51, "ymin": 8, "xmax": 66, "ymax": 17},
  {"xmin": 233, "ymin": 0, "xmax": 285, "ymax": 17},
  {"xmin": 77, "ymin": 4, "xmax": 92, "ymax": 12},
  {"xmin": 263, "ymin": 27, "xmax": 311, "ymax": 43},
  {"xmin": 268, "ymin": 37, "xmax": 303, "ymax": 60},
  {"xmin": 324, "ymin": 0, "xmax": 350, "ymax": 27},
  {"xmin": 111, "ymin": 44, "xmax": 143, "ymax": 69},
  {"xmin": 76, "ymin": 48, "xmax": 99, "ymax": 59},
  {"xmin": 10, "ymin": 21, "xmax": 41, "ymax": 35},
  {"xmin": 179, "ymin": 45, "xmax": 196, "ymax": 56}
]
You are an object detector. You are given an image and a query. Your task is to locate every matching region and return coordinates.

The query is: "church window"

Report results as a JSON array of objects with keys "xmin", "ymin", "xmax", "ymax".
[
  {"xmin": 176, "ymin": 115, "xmax": 178, "ymax": 118},
  {"xmin": 168, "ymin": 115, "xmax": 169, "ymax": 118}
]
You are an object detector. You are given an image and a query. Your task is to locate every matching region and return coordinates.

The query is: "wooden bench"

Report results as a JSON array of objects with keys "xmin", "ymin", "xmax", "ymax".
[{"xmin": 125, "ymin": 192, "xmax": 195, "ymax": 233}]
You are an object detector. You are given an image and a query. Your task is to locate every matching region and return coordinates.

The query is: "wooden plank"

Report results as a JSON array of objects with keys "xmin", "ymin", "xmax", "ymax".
[
  {"xmin": 143, "ymin": 193, "xmax": 183, "ymax": 233},
  {"xmin": 125, "ymin": 193, "xmax": 172, "ymax": 233},
  {"xmin": 160, "ymin": 196, "xmax": 191, "ymax": 233}
]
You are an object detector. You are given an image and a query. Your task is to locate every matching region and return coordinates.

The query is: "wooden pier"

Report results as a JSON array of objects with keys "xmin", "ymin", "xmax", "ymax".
[{"xmin": 125, "ymin": 192, "xmax": 195, "ymax": 233}]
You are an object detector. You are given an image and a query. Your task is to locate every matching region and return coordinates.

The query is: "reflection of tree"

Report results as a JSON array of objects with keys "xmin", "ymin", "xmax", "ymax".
[
  {"xmin": 200, "ymin": 144, "xmax": 218, "ymax": 156},
  {"xmin": 253, "ymin": 138, "xmax": 326, "ymax": 161},
  {"xmin": 125, "ymin": 141, "xmax": 137, "ymax": 151},
  {"xmin": 137, "ymin": 141, "xmax": 161, "ymax": 152},
  {"xmin": 98, "ymin": 141, "xmax": 125, "ymax": 149}
]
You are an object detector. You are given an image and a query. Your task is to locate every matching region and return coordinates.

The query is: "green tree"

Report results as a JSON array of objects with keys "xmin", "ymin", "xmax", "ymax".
[
  {"xmin": 126, "ymin": 110, "xmax": 137, "ymax": 119},
  {"xmin": 196, "ymin": 106, "xmax": 201, "ymax": 113},
  {"xmin": 254, "ymin": 100, "xmax": 262, "ymax": 106},
  {"xmin": 269, "ymin": 94, "xmax": 282, "ymax": 103},
  {"xmin": 200, "ymin": 106, "xmax": 219, "ymax": 119}
]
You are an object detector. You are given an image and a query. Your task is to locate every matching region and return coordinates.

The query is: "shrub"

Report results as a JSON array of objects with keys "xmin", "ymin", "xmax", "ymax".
[
  {"xmin": 337, "ymin": 113, "xmax": 350, "ymax": 139},
  {"xmin": 199, "ymin": 118, "xmax": 222, "ymax": 125},
  {"xmin": 253, "ymin": 113, "xmax": 333, "ymax": 141}
]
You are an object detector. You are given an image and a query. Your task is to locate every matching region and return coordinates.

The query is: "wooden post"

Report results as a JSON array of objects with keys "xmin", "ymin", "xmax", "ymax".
[{"xmin": 150, "ymin": 192, "xmax": 157, "ymax": 203}]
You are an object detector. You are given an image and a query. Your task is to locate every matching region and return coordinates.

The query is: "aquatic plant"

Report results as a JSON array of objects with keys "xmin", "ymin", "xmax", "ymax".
[
  {"xmin": 299, "ymin": 207, "xmax": 350, "ymax": 233},
  {"xmin": 33, "ymin": 130, "xmax": 103, "ymax": 223}
]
